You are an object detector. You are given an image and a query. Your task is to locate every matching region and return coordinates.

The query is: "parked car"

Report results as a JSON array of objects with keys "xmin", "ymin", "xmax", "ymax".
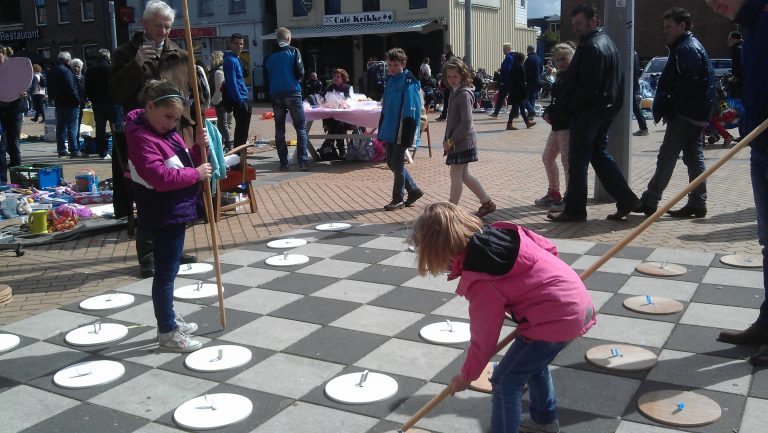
[{"xmin": 638, "ymin": 56, "xmax": 732, "ymax": 98}]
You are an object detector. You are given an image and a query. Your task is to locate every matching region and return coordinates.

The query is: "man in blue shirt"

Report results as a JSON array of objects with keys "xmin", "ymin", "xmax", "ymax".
[
  {"xmin": 523, "ymin": 45, "xmax": 543, "ymax": 126},
  {"xmin": 223, "ymin": 33, "xmax": 251, "ymax": 150}
]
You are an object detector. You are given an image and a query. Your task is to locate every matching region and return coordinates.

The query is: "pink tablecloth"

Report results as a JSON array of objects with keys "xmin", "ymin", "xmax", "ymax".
[{"xmin": 287, "ymin": 106, "xmax": 382, "ymax": 129}]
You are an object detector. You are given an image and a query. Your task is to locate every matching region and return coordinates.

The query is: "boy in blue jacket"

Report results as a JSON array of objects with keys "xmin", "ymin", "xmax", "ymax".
[
  {"xmin": 223, "ymin": 33, "xmax": 251, "ymax": 150},
  {"xmin": 377, "ymin": 48, "xmax": 424, "ymax": 210}
]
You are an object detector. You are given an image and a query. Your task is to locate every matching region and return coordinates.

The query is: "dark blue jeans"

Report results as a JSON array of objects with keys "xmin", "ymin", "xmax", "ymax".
[
  {"xmin": 92, "ymin": 102, "xmax": 123, "ymax": 158},
  {"xmin": 524, "ymin": 86, "xmax": 539, "ymax": 119},
  {"xmin": 641, "ymin": 116, "xmax": 706, "ymax": 208},
  {"xmin": 151, "ymin": 223, "xmax": 186, "ymax": 333},
  {"xmin": 750, "ymin": 147, "xmax": 768, "ymax": 326},
  {"xmin": 55, "ymin": 105, "xmax": 80, "ymax": 154},
  {"xmin": 271, "ymin": 94, "xmax": 308, "ymax": 167},
  {"xmin": 385, "ymin": 141, "xmax": 418, "ymax": 202},
  {"xmin": 564, "ymin": 112, "xmax": 639, "ymax": 218},
  {"xmin": 490, "ymin": 336, "xmax": 569, "ymax": 433},
  {"xmin": 0, "ymin": 108, "xmax": 22, "ymax": 184},
  {"xmin": 633, "ymin": 89, "xmax": 648, "ymax": 131}
]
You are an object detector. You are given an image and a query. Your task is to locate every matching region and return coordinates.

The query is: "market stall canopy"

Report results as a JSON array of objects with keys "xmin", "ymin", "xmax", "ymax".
[{"xmin": 262, "ymin": 19, "xmax": 441, "ymax": 40}]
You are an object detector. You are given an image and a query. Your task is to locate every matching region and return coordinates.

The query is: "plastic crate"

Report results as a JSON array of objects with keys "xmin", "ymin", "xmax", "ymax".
[{"xmin": 9, "ymin": 164, "xmax": 63, "ymax": 189}]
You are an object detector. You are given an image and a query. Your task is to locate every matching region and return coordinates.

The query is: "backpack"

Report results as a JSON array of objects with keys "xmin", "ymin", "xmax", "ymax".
[
  {"xmin": 196, "ymin": 65, "xmax": 210, "ymax": 104},
  {"xmin": 345, "ymin": 127, "xmax": 374, "ymax": 161},
  {"xmin": 365, "ymin": 61, "xmax": 387, "ymax": 101}
]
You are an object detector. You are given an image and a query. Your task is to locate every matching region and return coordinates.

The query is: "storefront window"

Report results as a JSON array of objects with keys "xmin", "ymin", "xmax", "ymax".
[
  {"xmin": 200, "ymin": 0, "xmax": 214, "ymax": 16},
  {"xmin": 362, "ymin": 0, "xmax": 379, "ymax": 12},
  {"xmin": 58, "ymin": 0, "xmax": 71, "ymax": 23},
  {"xmin": 36, "ymin": 0, "xmax": 48, "ymax": 25},
  {"xmin": 324, "ymin": 0, "xmax": 340, "ymax": 14},
  {"xmin": 81, "ymin": 0, "xmax": 94, "ymax": 21},
  {"xmin": 38, "ymin": 47, "xmax": 51, "ymax": 59},
  {"xmin": 83, "ymin": 44, "xmax": 99, "ymax": 66},
  {"xmin": 292, "ymin": 0, "xmax": 310, "ymax": 17},
  {"xmin": 230, "ymin": 0, "xmax": 246, "ymax": 14},
  {"xmin": 409, "ymin": 0, "xmax": 427, "ymax": 9}
]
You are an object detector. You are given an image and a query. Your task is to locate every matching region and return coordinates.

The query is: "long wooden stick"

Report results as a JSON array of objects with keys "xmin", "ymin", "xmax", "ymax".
[
  {"xmin": 180, "ymin": 0, "xmax": 226, "ymax": 328},
  {"xmin": 398, "ymin": 117, "xmax": 768, "ymax": 431}
]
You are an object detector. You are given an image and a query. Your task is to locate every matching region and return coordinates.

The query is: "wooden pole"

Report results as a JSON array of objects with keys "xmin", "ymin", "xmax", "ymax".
[{"xmin": 180, "ymin": 0, "xmax": 226, "ymax": 328}]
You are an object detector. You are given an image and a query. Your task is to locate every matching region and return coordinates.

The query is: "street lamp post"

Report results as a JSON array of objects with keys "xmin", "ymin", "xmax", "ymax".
[{"xmin": 464, "ymin": 0, "xmax": 472, "ymax": 69}]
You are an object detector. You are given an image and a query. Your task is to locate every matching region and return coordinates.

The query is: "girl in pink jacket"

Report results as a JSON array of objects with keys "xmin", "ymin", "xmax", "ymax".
[{"xmin": 409, "ymin": 202, "xmax": 595, "ymax": 433}]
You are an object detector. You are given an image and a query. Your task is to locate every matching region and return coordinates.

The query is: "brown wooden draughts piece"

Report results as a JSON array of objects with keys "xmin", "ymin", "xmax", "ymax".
[
  {"xmin": 469, "ymin": 362, "xmax": 495, "ymax": 393},
  {"xmin": 638, "ymin": 390, "xmax": 721, "ymax": 428},
  {"xmin": 0, "ymin": 284, "xmax": 12, "ymax": 306},
  {"xmin": 623, "ymin": 296, "xmax": 684, "ymax": 315},
  {"xmin": 383, "ymin": 429, "xmax": 431, "ymax": 433},
  {"xmin": 635, "ymin": 262, "xmax": 687, "ymax": 277},
  {"xmin": 720, "ymin": 253, "xmax": 762, "ymax": 268},
  {"xmin": 585, "ymin": 344, "xmax": 658, "ymax": 372}
]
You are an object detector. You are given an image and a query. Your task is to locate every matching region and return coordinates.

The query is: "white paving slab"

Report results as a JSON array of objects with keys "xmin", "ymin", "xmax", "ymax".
[
  {"xmin": 617, "ymin": 276, "xmax": 699, "ymax": 301},
  {"xmin": 0, "ymin": 385, "xmax": 79, "ymax": 432},
  {"xmin": 550, "ymin": 238, "xmax": 596, "ymax": 255},
  {"xmin": 402, "ymin": 273, "xmax": 459, "ymax": 293},
  {"xmin": 588, "ymin": 290, "xmax": 614, "ymax": 312},
  {"xmin": 115, "ymin": 277, "xmax": 199, "ymax": 296},
  {"xmin": 108, "ymin": 300, "xmax": 201, "ymax": 327},
  {"xmin": 220, "ymin": 287, "xmax": 303, "ymax": 314},
  {"xmin": 584, "ymin": 314, "xmax": 676, "ymax": 347},
  {"xmin": 228, "ymin": 353, "xmax": 343, "ymax": 398},
  {"xmin": 703, "ymin": 267, "xmax": 763, "ymax": 289},
  {"xmin": 295, "ymin": 259, "xmax": 371, "ymax": 278},
  {"xmin": 208, "ymin": 249, "xmax": 275, "ymax": 266},
  {"xmin": 615, "ymin": 420, "xmax": 688, "ymax": 433},
  {"xmin": 680, "ymin": 303, "xmax": 760, "ymax": 330},
  {"xmin": 330, "ymin": 305, "xmax": 424, "ymax": 336},
  {"xmin": 250, "ymin": 402, "xmax": 378, "ymax": 433},
  {"xmin": 646, "ymin": 248, "xmax": 715, "ymax": 267},
  {"xmin": 1, "ymin": 309, "xmax": 99, "ymax": 340},
  {"xmin": 220, "ymin": 316, "xmax": 320, "ymax": 351},
  {"xmin": 310, "ymin": 279, "xmax": 395, "ymax": 303},
  {"xmin": 356, "ymin": 338, "xmax": 464, "ymax": 380},
  {"xmin": 101, "ymin": 330, "xmax": 185, "ymax": 368},
  {"xmin": 378, "ymin": 251, "xmax": 418, "ymax": 268},
  {"xmin": 216, "ymin": 266, "xmax": 288, "ymax": 287},
  {"xmin": 647, "ymin": 349, "xmax": 753, "ymax": 395},
  {"xmin": 431, "ymin": 296, "xmax": 469, "ymax": 319},
  {"xmin": 359, "ymin": 236, "xmax": 410, "ymax": 251},
  {"xmin": 740, "ymin": 397, "xmax": 768, "ymax": 433},
  {"xmin": 571, "ymin": 255, "xmax": 642, "ymax": 275},
  {"xmin": 385, "ymin": 382, "xmax": 491, "ymax": 433},
  {"xmin": 287, "ymin": 242, "xmax": 352, "ymax": 258}
]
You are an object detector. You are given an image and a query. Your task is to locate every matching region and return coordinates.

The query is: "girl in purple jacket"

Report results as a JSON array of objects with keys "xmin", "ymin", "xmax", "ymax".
[
  {"xmin": 409, "ymin": 202, "xmax": 595, "ymax": 433},
  {"xmin": 126, "ymin": 80, "xmax": 212, "ymax": 352}
]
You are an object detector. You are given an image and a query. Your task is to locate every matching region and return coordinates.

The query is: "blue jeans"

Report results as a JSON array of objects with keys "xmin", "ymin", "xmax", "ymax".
[
  {"xmin": 386, "ymin": 141, "xmax": 418, "ymax": 201},
  {"xmin": 55, "ymin": 105, "xmax": 80, "ymax": 154},
  {"xmin": 151, "ymin": 223, "xmax": 186, "ymax": 333},
  {"xmin": 490, "ymin": 337, "xmax": 569, "ymax": 433},
  {"xmin": 271, "ymin": 94, "xmax": 308, "ymax": 167},
  {"xmin": 92, "ymin": 102, "xmax": 123, "ymax": 158},
  {"xmin": 564, "ymin": 112, "xmax": 639, "ymax": 218},
  {"xmin": 641, "ymin": 116, "xmax": 706, "ymax": 208},
  {"xmin": 524, "ymin": 86, "xmax": 539, "ymax": 119},
  {"xmin": 632, "ymin": 88, "xmax": 648, "ymax": 131},
  {"xmin": 750, "ymin": 147, "xmax": 768, "ymax": 326},
  {"xmin": 0, "ymin": 108, "xmax": 23, "ymax": 184}
]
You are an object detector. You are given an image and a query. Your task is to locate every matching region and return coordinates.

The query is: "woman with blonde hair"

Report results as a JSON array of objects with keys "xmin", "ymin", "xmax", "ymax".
[
  {"xmin": 30, "ymin": 64, "xmax": 47, "ymax": 122},
  {"xmin": 209, "ymin": 50, "xmax": 233, "ymax": 149}
]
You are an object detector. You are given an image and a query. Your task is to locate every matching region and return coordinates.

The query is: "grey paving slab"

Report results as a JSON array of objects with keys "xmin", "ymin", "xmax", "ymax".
[
  {"xmin": 385, "ymin": 382, "xmax": 491, "ymax": 433},
  {"xmin": 208, "ymin": 249, "xmax": 275, "ymax": 266},
  {"xmin": 544, "ymin": 407, "xmax": 622, "ymax": 433},
  {"xmin": 259, "ymin": 272, "xmax": 339, "ymax": 295},
  {"xmin": 553, "ymin": 336, "xmax": 657, "ymax": 379},
  {"xmin": 359, "ymin": 236, "xmax": 410, "ymax": 251},
  {"xmin": 550, "ymin": 366, "xmax": 641, "ymax": 417},
  {"xmin": 99, "ymin": 330, "xmax": 196, "ymax": 368},
  {"xmin": 370, "ymin": 287, "xmax": 453, "ymax": 314},
  {"xmin": 221, "ymin": 287, "xmax": 303, "ymax": 314},
  {"xmin": 647, "ymin": 349, "xmax": 753, "ymax": 395},
  {"xmin": 329, "ymin": 246, "xmax": 400, "ymax": 264},
  {"xmin": 645, "ymin": 247, "xmax": 716, "ymax": 267},
  {"xmin": 680, "ymin": 303, "xmax": 760, "ymax": 330},
  {"xmin": 285, "ymin": 326, "xmax": 390, "ymax": 365},
  {"xmin": 588, "ymin": 290, "xmax": 614, "ymax": 312},
  {"xmin": 228, "ymin": 352, "xmax": 343, "ymax": 399},
  {"xmin": 107, "ymin": 300, "xmax": 201, "ymax": 327},
  {"xmin": 211, "ymin": 266, "xmax": 286, "ymax": 288},
  {"xmin": 750, "ymin": 367, "xmax": 768, "ymax": 399},
  {"xmin": 347, "ymin": 264, "xmax": 420, "ymax": 286},
  {"xmin": 598, "ymin": 294, "xmax": 685, "ymax": 323},
  {"xmin": 311, "ymin": 279, "xmax": 396, "ymax": 304},
  {"xmin": 318, "ymin": 233, "xmax": 379, "ymax": 247},
  {"xmin": 551, "ymin": 238, "xmax": 596, "ymax": 255},
  {"xmin": 377, "ymin": 251, "xmax": 418, "ymax": 268},
  {"xmin": 664, "ymin": 324, "xmax": 758, "ymax": 360},
  {"xmin": 585, "ymin": 244, "xmax": 655, "ymax": 260},
  {"xmin": 355, "ymin": 338, "xmax": 464, "ymax": 380},
  {"xmin": 158, "ymin": 342, "xmax": 273, "ymax": 383},
  {"xmin": 249, "ymin": 402, "xmax": 379, "ymax": 433},
  {"xmin": 571, "ymin": 255, "xmax": 643, "ymax": 275},
  {"xmin": 702, "ymin": 267, "xmax": 764, "ymax": 289},
  {"xmin": 88, "ymin": 369, "xmax": 216, "ymax": 420},
  {"xmin": 295, "ymin": 258, "xmax": 371, "ymax": 279},
  {"xmin": 635, "ymin": 263, "xmax": 709, "ymax": 284},
  {"xmin": 131, "ymin": 423, "xmax": 186, "ymax": 433},
  {"xmin": 22, "ymin": 402, "xmax": 148, "ymax": 433},
  {"xmin": 741, "ymin": 397, "xmax": 768, "ymax": 433},
  {"xmin": 178, "ymin": 306, "xmax": 260, "ymax": 340},
  {"xmin": 345, "ymin": 223, "xmax": 404, "ymax": 235},
  {"xmin": 615, "ymin": 420, "xmax": 689, "ymax": 433},
  {"xmin": 557, "ymin": 252, "xmax": 582, "ymax": 265},
  {"xmin": 0, "ymin": 376, "xmax": 19, "ymax": 393},
  {"xmin": 247, "ymin": 254, "xmax": 323, "ymax": 273},
  {"xmin": 402, "ymin": 272, "xmax": 459, "ymax": 293},
  {"xmin": 0, "ymin": 341, "xmax": 90, "ymax": 382},
  {"xmin": 0, "ymin": 309, "xmax": 99, "ymax": 340},
  {"xmin": 692, "ymin": 283, "xmax": 766, "ymax": 309},
  {"xmin": 0, "ymin": 385, "xmax": 79, "ymax": 432},
  {"xmin": 330, "ymin": 305, "xmax": 424, "ymax": 337},
  {"xmin": 179, "ymin": 262, "xmax": 242, "ymax": 281},
  {"xmin": 219, "ymin": 316, "xmax": 321, "ymax": 351},
  {"xmin": 584, "ymin": 314, "xmax": 676, "ymax": 347},
  {"xmin": 583, "ymin": 271, "xmax": 630, "ymax": 293},
  {"xmin": 617, "ymin": 276, "xmax": 699, "ymax": 301},
  {"xmin": 270, "ymin": 296, "xmax": 360, "ymax": 325},
  {"xmin": 115, "ymin": 277, "xmax": 200, "ymax": 296},
  {"xmin": 430, "ymin": 296, "xmax": 470, "ymax": 319},
  {"xmin": 60, "ymin": 292, "xmax": 153, "ymax": 318},
  {"xmin": 287, "ymin": 242, "xmax": 353, "ymax": 258},
  {"xmin": 394, "ymin": 314, "xmax": 484, "ymax": 351}
]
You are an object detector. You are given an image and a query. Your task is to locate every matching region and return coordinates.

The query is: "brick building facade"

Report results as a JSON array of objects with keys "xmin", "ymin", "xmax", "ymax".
[{"xmin": 560, "ymin": 0, "xmax": 738, "ymax": 61}]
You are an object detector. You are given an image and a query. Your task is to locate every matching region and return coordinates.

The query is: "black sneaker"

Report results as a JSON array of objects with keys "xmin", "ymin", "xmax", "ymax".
[
  {"xmin": 384, "ymin": 200, "xmax": 405, "ymax": 211},
  {"xmin": 404, "ymin": 189, "xmax": 424, "ymax": 207},
  {"xmin": 180, "ymin": 254, "xmax": 197, "ymax": 264},
  {"xmin": 140, "ymin": 262, "xmax": 155, "ymax": 278}
]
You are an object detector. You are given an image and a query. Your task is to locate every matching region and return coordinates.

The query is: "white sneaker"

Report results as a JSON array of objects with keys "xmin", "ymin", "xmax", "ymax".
[
  {"xmin": 103, "ymin": 154, "xmax": 112, "ymax": 160},
  {"xmin": 174, "ymin": 313, "xmax": 198, "ymax": 334},
  {"xmin": 519, "ymin": 413, "xmax": 560, "ymax": 433},
  {"xmin": 158, "ymin": 328, "xmax": 202, "ymax": 352}
]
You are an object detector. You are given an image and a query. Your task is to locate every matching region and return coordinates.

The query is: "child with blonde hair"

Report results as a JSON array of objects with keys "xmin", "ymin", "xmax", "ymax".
[
  {"xmin": 409, "ymin": 202, "xmax": 595, "ymax": 433},
  {"xmin": 443, "ymin": 57, "xmax": 495, "ymax": 217}
]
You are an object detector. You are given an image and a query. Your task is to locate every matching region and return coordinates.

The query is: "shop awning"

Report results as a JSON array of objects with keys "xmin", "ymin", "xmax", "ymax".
[{"xmin": 262, "ymin": 19, "xmax": 440, "ymax": 40}]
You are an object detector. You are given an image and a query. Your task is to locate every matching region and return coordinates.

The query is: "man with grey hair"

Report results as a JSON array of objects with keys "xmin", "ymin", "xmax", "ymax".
[
  {"xmin": 264, "ymin": 27, "xmax": 309, "ymax": 171},
  {"xmin": 47, "ymin": 51, "xmax": 82, "ymax": 157},
  {"xmin": 86, "ymin": 47, "xmax": 123, "ymax": 160},
  {"xmin": 490, "ymin": 43, "xmax": 515, "ymax": 122}
]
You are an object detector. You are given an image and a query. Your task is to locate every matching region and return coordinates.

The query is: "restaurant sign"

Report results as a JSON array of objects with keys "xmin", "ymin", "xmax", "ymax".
[
  {"xmin": 323, "ymin": 11, "xmax": 395, "ymax": 26},
  {"xmin": 0, "ymin": 28, "xmax": 41, "ymax": 42}
]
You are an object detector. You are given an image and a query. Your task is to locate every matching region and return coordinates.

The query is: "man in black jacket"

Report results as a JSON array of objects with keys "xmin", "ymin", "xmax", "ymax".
[
  {"xmin": 637, "ymin": 8, "xmax": 715, "ymax": 218},
  {"xmin": 85, "ymin": 49, "xmax": 123, "ymax": 159},
  {"xmin": 548, "ymin": 2, "xmax": 640, "ymax": 222},
  {"xmin": 47, "ymin": 51, "xmax": 82, "ymax": 158}
]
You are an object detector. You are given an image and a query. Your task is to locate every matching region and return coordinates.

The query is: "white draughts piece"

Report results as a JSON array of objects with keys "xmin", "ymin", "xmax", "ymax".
[
  {"xmin": 174, "ymin": 393, "xmax": 252, "ymax": 430},
  {"xmin": 720, "ymin": 253, "xmax": 762, "ymax": 268},
  {"xmin": 419, "ymin": 320, "xmax": 471, "ymax": 344},
  {"xmin": 178, "ymin": 263, "xmax": 214, "ymax": 275},
  {"xmin": 265, "ymin": 253, "xmax": 310, "ymax": 267},
  {"xmin": 325, "ymin": 370, "xmax": 399, "ymax": 404},
  {"xmin": 174, "ymin": 283, "xmax": 221, "ymax": 300},
  {"xmin": 0, "ymin": 333, "xmax": 21, "ymax": 353},
  {"xmin": 315, "ymin": 222, "xmax": 352, "ymax": 232},
  {"xmin": 65, "ymin": 322, "xmax": 129, "ymax": 346},
  {"xmin": 79, "ymin": 293, "xmax": 135, "ymax": 311},
  {"xmin": 53, "ymin": 360, "xmax": 125, "ymax": 389},
  {"xmin": 267, "ymin": 238, "xmax": 308, "ymax": 249},
  {"xmin": 184, "ymin": 345, "xmax": 252, "ymax": 372}
]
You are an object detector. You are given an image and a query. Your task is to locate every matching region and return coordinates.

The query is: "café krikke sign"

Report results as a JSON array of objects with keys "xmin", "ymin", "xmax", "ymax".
[{"xmin": 323, "ymin": 11, "xmax": 394, "ymax": 26}]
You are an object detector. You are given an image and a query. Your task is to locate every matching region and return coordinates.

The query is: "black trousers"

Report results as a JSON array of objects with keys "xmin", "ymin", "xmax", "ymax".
[{"xmin": 232, "ymin": 102, "xmax": 252, "ymax": 147}]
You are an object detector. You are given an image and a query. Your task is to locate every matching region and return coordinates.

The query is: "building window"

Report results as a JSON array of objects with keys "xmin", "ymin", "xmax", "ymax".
[
  {"xmin": 35, "ymin": 0, "xmax": 48, "ymax": 25},
  {"xmin": 82, "ymin": 44, "xmax": 99, "ymax": 66},
  {"xmin": 58, "ymin": 0, "xmax": 71, "ymax": 23},
  {"xmin": 230, "ymin": 0, "xmax": 246, "ymax": 14},
  {"xmin": 362, "ymin": 0, "xmax": 379, "ymax": 11},
  {"xmin": 324, "ymin": 0, "xmax": 340, "ymax": 14},
  {"xmin": 81, "ymin": 0, "xmax": 94, "ymax": 21},
  {"xmin": 293, "ymin": 0, "xmax": 311, "ymax": 17},
  {"xmin": 521, "ymin": 0, "xmax": 526, "ymax": 7},
  {"xmin": 38, "ymin": 47, "xmax": 51, "ymax": 59},
  {"xmin": 409, "ymin": 0, "xmax": 427, "ymax": 10},
  {"xmin": 200, "ymin": 0, "xmax": 214, "ymax": 16}
]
